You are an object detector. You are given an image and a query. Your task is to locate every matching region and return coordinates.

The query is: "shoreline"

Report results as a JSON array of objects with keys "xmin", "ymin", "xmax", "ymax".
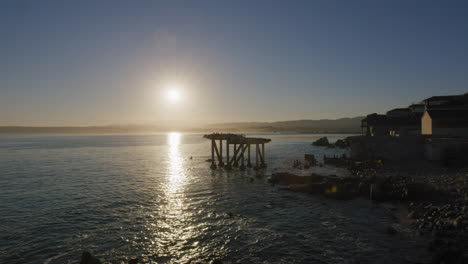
[{"xmin": 269, "ymin": 156, "xmax": 468, "ymax": 263}]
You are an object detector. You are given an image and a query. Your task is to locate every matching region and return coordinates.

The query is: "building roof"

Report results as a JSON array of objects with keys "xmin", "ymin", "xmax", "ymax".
[
  {"xmin": 422, "ymin": 93, "xmax": 468, "ymax": 104},
  {"xmin": 363, "ymin": 113, "xmax": 421, "ymax": 127},
  {"xmin": 362, "ymin": 113, "xmax": 387, "ymax": 125},
  {"xmin": 425, "ymin": 109, "xmax": 468, "ymax": 128},
  {"xmin": 387, "ymin": 108, "xmax": 411, "ymax": 113},
  {"xmin": 426, "ymin": 109, "xmax": 468, "ymax": 120},
  {"xmin": 386, "ymin": 108, "xmax": 412, "ymax": 116},
  {"xmin": 423, "ymin": 95, "xmax": 459, "ymax": 102}
]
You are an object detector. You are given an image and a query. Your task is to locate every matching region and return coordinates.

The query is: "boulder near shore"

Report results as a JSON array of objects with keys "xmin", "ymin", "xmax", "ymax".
[
  {"xmin": 312, "ymin": 137, "xmax": 348, "ymax": 148},
  {"xmin": 312, "ymin": 137, "xmax": 330, "ymax": 147}
]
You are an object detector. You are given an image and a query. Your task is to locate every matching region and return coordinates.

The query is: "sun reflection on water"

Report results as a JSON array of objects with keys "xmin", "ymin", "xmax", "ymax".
[
  {"xmin": 166, "ymin": 132, "xmax": 185, "ymax": 214},
  {"xmin": 167, "ymin": 132, "xmax": 183, "ymax": 181},
  {"xmin": 152, "ymin": 132, "xmax": 198, "ymax": 261},
  {"xmin": 168, "ymin": 132, "xmax": 181, "ymax": 147}
]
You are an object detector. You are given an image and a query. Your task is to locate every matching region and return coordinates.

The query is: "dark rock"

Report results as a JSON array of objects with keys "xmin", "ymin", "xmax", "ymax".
[
  {"xmin": 270, "ymin": 172, "xmax": 326, "ymax": 185},
  {"xmin": 323, "ymin": 187, "xmax": 358, "ymax": 200},
  {"xmin": 303, "ymin": 155, "xmax": 316, "ymax": 168},
  {"xmin": 270, "ymin": 172, "xmax": 309, "ymax": 185},
  {"xmin": 312, "ymin": 137, "xmax": 330, "ymax": 147},
  {"xmin": 369, "ymin": 178, "xmax": 388, "ymax": 202},
  {"xmin": 286, "ymin": 174, "xmax": 360, "ymax": 200},
  {"xmin": 304, "ymin": 154, "xmax": 316, "ymax": 164},
  {"xmin": 323, "ymin": 155, "xmax": 350, "ymax": 167},
  {"xmin": 289, "ymin": 182, "xmax": 325, "ymax": 194},
  {"xmin": 211, "ymin": 259, "xmax": 223, "ymax": 264},
  {"xmin": 292, "ymin": 160, "xmax": 302, "ymax": 169},
  {"xmin": 428, "ymin": 238, "xmax": 445, "ymax": 252},
  {"xmin": 358, "ymin": 182, "xmax": 371, "ymax": 195},
  {"xmin": 80, "ymin": 251, "xmax": 102, "ymax": 264},
  {"xmin": 386, "ymin": 225, "xmax": 398, "ymax": 235},
  {"xmin": 129, "ymin": 258, "xmax": 139, "ymax": 264},
  {"xmin": 334, "ymin": 139, "xmax": 348, "ymax": 148},
  {"xmin": 432, "ymin": 247, "xmax": 465, "ymax": 264},
  {"xmin": 452, "ymin": 216, "xmax": 464, "ymax": 229},
  {"xmin": 309, "ymin": 173, "xmax": 327, "ymax": 183}
]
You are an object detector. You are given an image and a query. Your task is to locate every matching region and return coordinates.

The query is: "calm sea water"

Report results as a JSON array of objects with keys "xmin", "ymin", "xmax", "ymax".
[{"xmin": 0, "ymin": 133, "xmax": 428, "ymax": 264}]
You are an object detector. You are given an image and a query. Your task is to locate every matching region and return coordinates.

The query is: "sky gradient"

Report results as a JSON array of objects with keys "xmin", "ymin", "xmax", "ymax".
[{"xmin": 1, "ymin": 0, "xmax": 468, "ymax": 126}]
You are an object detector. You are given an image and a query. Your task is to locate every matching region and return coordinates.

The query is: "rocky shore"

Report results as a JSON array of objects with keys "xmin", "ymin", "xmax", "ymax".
[{"xmin": 270, "ymin": 153, "xmax": 468, "ymax": 263}]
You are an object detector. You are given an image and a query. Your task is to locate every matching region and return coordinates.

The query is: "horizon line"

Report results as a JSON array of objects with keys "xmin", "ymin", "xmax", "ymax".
[{"xmin": 0, "ymin": 115, "xmax": 366, "ymax": 128}]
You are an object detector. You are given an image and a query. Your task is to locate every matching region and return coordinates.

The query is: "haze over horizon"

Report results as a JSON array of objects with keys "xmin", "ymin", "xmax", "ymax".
[
  {"xmin": 2, "ymin": 0, "xmax": 468, "ymax": 126},
  {"xmin": 0, "ymin": 116, "xmax": 364, "ymax": 128}
]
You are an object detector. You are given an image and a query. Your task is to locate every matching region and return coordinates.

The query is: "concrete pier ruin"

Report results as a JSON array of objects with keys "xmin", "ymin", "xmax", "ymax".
[{"xmin": 203, "ymin": 133, "xmax": 271, "ymax": 170}]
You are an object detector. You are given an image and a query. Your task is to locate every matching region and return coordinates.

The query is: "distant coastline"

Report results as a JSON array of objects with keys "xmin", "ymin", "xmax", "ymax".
[{"xmin": 0, "ymin": 117, "xmax": 364, "ymax": 134}]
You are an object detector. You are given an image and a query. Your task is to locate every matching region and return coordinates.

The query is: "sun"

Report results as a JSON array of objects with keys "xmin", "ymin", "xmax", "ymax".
[
  {"xmin": 165, "ymin": 83, "xmax": 183, "ymax": 103},
  {"xmin": 167, "ymin": 89, "xmax": 181, "ymax": 102}
]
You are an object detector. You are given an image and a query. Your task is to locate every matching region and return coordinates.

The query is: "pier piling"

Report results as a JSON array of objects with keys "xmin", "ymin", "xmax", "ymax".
[{"xmin": 203, "ymin": 133, "xmax": 271, "ymax": 170}]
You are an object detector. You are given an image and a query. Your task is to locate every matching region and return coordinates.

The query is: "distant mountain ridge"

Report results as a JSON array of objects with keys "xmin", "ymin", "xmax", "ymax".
[
  {"xmin": 207, "ymin": 117, "xmax": 364, "ymax": 133},
  {"xmin": 0, "ymin": 117, "xmax": 364, "ymax": 134}
]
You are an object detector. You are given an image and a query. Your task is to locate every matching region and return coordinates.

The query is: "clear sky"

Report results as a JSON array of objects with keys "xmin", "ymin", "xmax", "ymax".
[{"xmin": 1, "ymin": 0, "xmax": 467, "ymax": 126}]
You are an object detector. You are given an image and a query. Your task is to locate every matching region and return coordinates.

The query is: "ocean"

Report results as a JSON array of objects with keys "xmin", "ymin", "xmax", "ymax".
[{"xmin": 0, "ymin": 133, "xmax": 428, "ymax": 263}]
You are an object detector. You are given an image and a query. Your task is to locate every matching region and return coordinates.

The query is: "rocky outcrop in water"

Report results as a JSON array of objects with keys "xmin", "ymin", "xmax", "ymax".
[
  {"xmin": 80, "ymin": 252, "xmax": 102, "ymax": 264},
  {"xmin": 334, "ymin": 139, "xmax": 348, "ymax": 148},
  {"xmin": 272, "ymin": 161, "xmax": 457, "ymax": 204},
  {"xmin": 304, "ymin": 154, "xmax": 317, "ymax": 167},
  {"xmin": 275, "ymin": 148, "xmax": 468, "ymax": 263},
  {"xmin": 323, "ymin": 154, "xmax": 350, "ymax": 167},
  {"xmin": 128, "ymin": 258, "xmax": 139, "ymax": 264},
  {"xmin": 270, "ymin": 172, "xmax": 360, "ymax": 200},
  {"xmin": 269, "ymin": 172, "xmax": 324, "ymax": 185},
  {"xmin": 312, "ymin": 137, "xmax": 349, "ymax": 148},
  {"xmin": 312, "ymin": 137, "xmax": 330, "ymax": 147}
]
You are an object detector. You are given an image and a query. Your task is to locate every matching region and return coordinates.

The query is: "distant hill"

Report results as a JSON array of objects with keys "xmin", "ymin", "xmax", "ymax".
[
  {"xmin": 207, "ymin": 117, "xmax": 364, "ymax": 133},
  {"xmin": 0, "ymin": 117, "xmax": 364, "ymax": 134}
]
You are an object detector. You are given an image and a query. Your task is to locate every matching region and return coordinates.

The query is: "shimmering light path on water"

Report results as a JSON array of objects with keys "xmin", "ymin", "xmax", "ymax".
[{"xmin": 0, "ymin": 133, "xmax": 429, "ymax": 263}]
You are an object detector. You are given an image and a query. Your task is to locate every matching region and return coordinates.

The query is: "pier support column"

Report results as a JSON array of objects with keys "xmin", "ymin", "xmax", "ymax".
[
  {"xmin": 225, "ymin": 140, "xmax": 232, "ymax": 170},
  {"xmin": 254, "ymin": 144, "xmax": 259, "ymax": 170},
  {"xmin": 218, "ymin": 139, "xmax": 224, "ymax": 167},
  {"xmin": 239, "ymin": 143, "xmax": 246, "ymax": 170},
  {"xmin": 261, "ymin": 143, "xmax": 266, "ymax": 168},
  {"xmin": 210, "ymin": 139, "xmax": 217, "ymax": 169},
  {"xmin": 233, "ymin": 144, "xmax": 239, "ymax": 167},
  {"xmin": 247, "ymin": 144, "xmax": 252, "ymax": 168}
]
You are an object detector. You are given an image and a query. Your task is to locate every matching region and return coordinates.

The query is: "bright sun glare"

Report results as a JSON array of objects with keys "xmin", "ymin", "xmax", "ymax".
[{"xmin": 165, "ymin": 84, "xmax": 183, "ymax": 103}]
